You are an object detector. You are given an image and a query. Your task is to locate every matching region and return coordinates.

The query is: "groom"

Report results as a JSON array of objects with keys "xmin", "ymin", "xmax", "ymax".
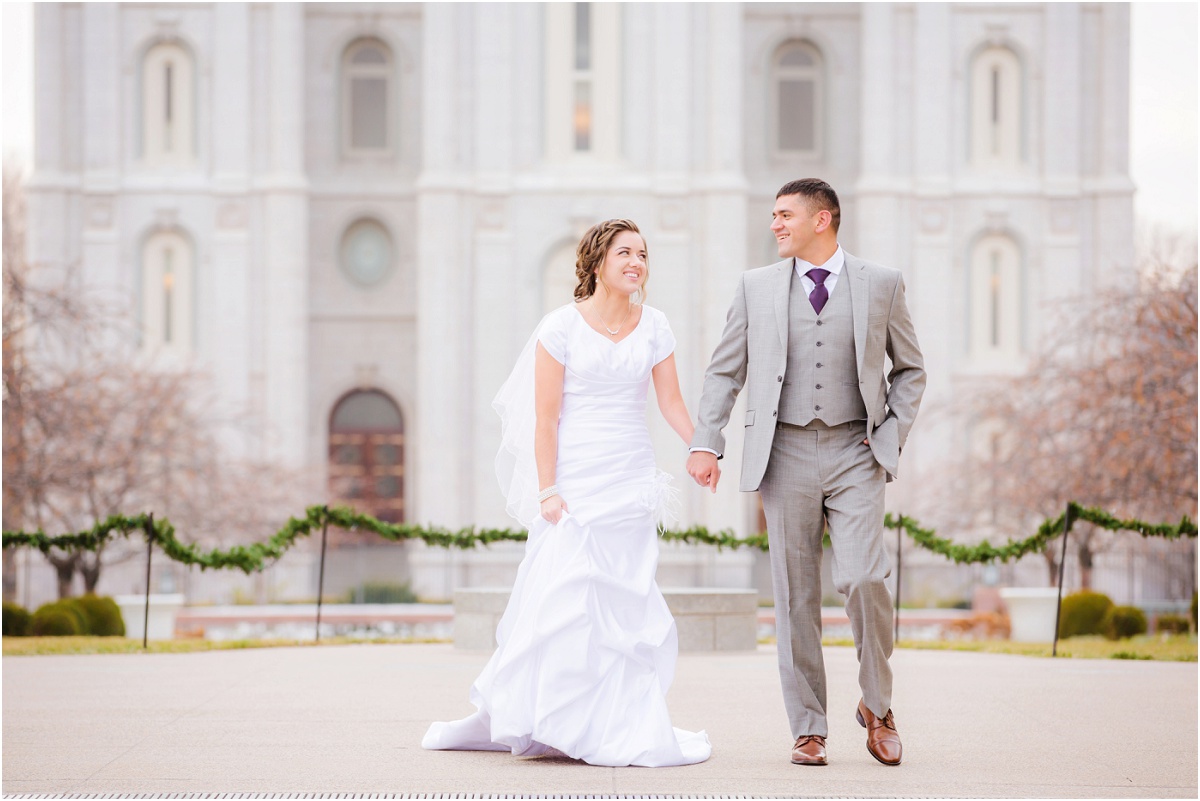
[{"xmin": 687, "ymin": 179, "xmax": 925, "ymax": 766}]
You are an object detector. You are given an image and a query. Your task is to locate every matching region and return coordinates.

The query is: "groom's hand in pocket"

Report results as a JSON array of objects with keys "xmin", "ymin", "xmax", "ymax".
[{"xmin": 686, "ymin": 451, "xmax": 721, "ymax": 493}]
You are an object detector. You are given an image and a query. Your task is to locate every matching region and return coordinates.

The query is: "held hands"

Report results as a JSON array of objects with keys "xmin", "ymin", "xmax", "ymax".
[
  {"xmin": 686, "ymin": 451, "xmax": 721, "ymax": 493},
  {"xmin": 540, "ymin": 494, "xmax": 568, "ymax": 524}
]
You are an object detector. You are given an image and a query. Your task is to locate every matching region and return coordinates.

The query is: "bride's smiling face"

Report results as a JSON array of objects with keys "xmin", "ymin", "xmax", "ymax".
[{"xmin": 596, "ymin": 230, "xmax": 648, "ymax": 299}]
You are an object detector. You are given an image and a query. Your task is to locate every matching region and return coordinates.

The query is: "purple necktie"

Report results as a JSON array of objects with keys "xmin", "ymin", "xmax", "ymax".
[{"xmin": 806, "ymin": 268, "xmax": 831, "ymax": 314}]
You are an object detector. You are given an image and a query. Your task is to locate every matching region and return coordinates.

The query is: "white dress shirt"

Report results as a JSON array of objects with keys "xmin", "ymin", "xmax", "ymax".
[{"xmin": 795, "ymin": 245, "xmax": 845, "ymax": 297}]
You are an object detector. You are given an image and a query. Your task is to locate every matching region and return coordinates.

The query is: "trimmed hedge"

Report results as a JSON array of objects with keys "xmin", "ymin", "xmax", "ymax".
[
  {"xmin": 3, "ymin": 601, "xmax": 31, "ymax": 636},
  {"xmin": 1104, "ymin": 605, "xmax": 1148, "ymax": 640},
  {"xmin": 345, "ymin": 582, "xmax": 418, "ymax": 604},
  {"xmin": 73, "ymin": 595, "xmax": 125, "ymax": 637},
  {"xmin": 30, "ymin": 605, "xmax": 82, "ymax": 636},
  {"xmin": 1058, "ymin": 590, "xmax": 1114, "ymax": 639},
  {"xmin": 1154, "ymin": 613, "xmax": 1191, "ymax": 635}
]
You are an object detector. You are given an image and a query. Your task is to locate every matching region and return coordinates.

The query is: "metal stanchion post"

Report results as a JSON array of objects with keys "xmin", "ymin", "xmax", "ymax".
[
  {"xmin": 1052, "ymin": 504, "xmax": 1074, "ymax": 657},
  {"xmin": 315, "ymin": 508, "xmax": 330, "ymax": 642},
  {"xmin": 142, "ymin": 514, "xmax": 155, "ymax": 650}
]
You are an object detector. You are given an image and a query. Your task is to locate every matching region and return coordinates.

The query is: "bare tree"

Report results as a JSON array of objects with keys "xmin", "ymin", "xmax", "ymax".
[
  {"xmin": 3, "ymin": 168, "xmax": 313, "ymax": 599},
  {"xmin": 923, "ymin": 233, "xmax": 1198, "ymax": 587}
]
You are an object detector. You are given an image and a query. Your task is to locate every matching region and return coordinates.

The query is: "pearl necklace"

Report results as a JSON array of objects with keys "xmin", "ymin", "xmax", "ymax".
[{"xmin": 590, "ymin": 298, "xmax": 632, "ymax": 336}]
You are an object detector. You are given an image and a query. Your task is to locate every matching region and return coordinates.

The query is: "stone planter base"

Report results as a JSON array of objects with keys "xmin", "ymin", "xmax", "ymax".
[
  {"xmin": 114, "ymin": 593, "xmax": 185, "ymax": 640},
  {"xmin": 453, "ymin": 587, "xmax": 758, "ymax": 652},
  {"xmin": 999, "ymin": 587, "xmax": 1060, "ymax": 642}
]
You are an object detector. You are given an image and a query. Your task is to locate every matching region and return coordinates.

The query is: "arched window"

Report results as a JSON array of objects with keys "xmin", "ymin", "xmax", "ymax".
[
  {"xmin": 968, "ymin": 235, "xmax": 1022, "ymax": 364},
  {"xmin": 328, "ymin": 389, "xmax": 405, "ymax": 523},
  {"xmin": 142, "ymin": 42, "xmax": 195, "ymax": 165},
  {"xmin": 773, "ymin": 41, "xmax": 823, "ymax": 156},
  {"xmin": 543, "ymin": 241, "xmax": 579, "ymax": 314},
  {"xmin": 339, "ymin": 219, "xmax": 394, "ymax": 287},
  {"xmin": 141, "ymin": 231, "xmax": 193, "ymax": 354},
  {"xmin": 970, "ymin": 46, "xmax": 1022, "ymax": 168},
  {"xmin": 342, "ymin": 39, "xmax": 393, "ymax": 154}
]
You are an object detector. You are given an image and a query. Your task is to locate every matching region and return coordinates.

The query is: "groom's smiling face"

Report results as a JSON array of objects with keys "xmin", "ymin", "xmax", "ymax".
[{"xmin": 771, "ymin": 194, "xmax": 826, "ymax": 262}]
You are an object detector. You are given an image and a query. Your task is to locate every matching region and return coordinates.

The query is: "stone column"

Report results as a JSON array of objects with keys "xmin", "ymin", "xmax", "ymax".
[
  {"xmin": 1095, "ymin": 3, "xmax": 1135, "ymax": 288},
  {"xmin": 905, "ymin": 3, "xmax": 953, "ymax": 494},
  {"xmin": 471, "ymin": 4, "xmax": 515, "ymax": 528},
  {"xmin": 415, "ymin": 4, "xmax": 469, "ymax": 528},
  {"xmin": 855, "ymin": 3, "xmax": 900, "ymax": 262},
  {"xmin": 698, "ymin": 4, "xmax": 750, "ymax": 538},
  {"xmin": 262, "ymin": 3, "xmax": 309, "ymax": 468},
  {"xmin": 1041, "ymin": 4, "xmax": 1084, "ymax": 323},
  {"xmin": 80, "ymin": 4, "xmax": 121, "ymax": 301},
  {"xmin": 210, "ymin": 2, "xmax": 252, "ymax": 450}
]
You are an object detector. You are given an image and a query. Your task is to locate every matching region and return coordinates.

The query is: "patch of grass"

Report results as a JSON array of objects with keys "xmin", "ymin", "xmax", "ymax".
[
  {"xmin": 2, "ymin": 635, "xmax": 449, "ymax": 656},
  {"xmin": 755, "ymin": 634, "xmax": 1196, "ymax": 662}
]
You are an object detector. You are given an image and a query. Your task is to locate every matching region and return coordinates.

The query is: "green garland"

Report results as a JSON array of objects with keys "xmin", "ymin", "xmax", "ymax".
[
  {"xmin": 3, "ymin": 501, "xmax": 1194, "ymax": 574},
  {"xmin": 886, "ymin": 503, "xmax": 1196, "ymax": 565}
]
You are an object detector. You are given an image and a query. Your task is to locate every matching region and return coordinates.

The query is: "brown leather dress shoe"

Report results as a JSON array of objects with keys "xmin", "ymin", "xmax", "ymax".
[
  {"xmin": 856, "ymin": 699, "xmax": 902, "ymax": 765},
  {"xmin": 790, "ymin": 734, "xmax": 827, "ymax": 766}
]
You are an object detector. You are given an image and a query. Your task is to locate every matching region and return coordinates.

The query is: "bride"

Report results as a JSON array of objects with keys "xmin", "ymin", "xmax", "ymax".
[{"xmin": 422, "ymin": 219, "xmax": 712, "ymax": 767}]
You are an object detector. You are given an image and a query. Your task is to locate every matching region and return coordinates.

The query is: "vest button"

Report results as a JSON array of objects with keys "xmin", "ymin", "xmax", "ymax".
[
  {"xmin": 777, "ymin": 375, "xmax": 783, "ymax": 382},
  {"xmin": 816, "ymin": 363, "xmax": 823, "ymax": 368},
  {"xmin": 816, "ymin": 341, "xmax": 823, "ymax": 346},
  {"xmin": 816, "ymin": 320, "xmax": 824, "ymax": 326},
  {"xmin": 815, "ymin": 405, "xmax": 822, "ymax": 411},
  {"xmin": 816, "ymin": 384, "xmax": 823, "ymax": 389}
]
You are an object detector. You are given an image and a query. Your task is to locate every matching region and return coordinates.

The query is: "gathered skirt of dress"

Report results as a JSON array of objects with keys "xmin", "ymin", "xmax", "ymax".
[{"xmin": 422, "ymin": 453, "xmax": 710, "ymax": 766}]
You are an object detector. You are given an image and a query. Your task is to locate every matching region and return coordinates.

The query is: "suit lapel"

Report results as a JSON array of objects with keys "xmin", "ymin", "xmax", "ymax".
[
  {"xmin": 844, "ymin": 253, "xmax": 869, "ymax": 378},
  {"xmin": 774, "ymin": 259, "xmax": 792, "ymax": 348}
]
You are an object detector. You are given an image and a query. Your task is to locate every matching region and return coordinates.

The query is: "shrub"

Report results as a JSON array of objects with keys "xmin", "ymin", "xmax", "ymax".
[
  {"xmin": 30, "ymin": 607, "xmax": 82, "ymax": 636},
  {"xmin": 1154, "ymin": 613, "xmax": 1190, "ymax": 635},
  {"xmin": 1057, "ymin": 590, "xmax": 1114, "ymax": 638},
  {"xmin": 1191, "ymin": 592, "xmax": 1197, "ymax": 632},
  {"xmin": 345, "ymin": 582, "xmax": 419, "ymax": 604},
  {"xmin": 1103, "ymin": 605, "xmax": 1148, "ymax": 640},
  {"xmin": 72, "ymin": 595, "xmax": 126, "ymax": 637},
  {"xmin": 33, "ymin": 600, "xmax": 89, "ymax": 636},
  {"xmin": 3, "ymin": 602, "xmax": 31, "ymax": 636}
]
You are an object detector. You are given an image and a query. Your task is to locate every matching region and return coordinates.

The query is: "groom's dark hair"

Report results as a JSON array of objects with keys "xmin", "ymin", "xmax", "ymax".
[{"xmin": 777, "ymin": 179, "xmax": 841, "ymax": 233}]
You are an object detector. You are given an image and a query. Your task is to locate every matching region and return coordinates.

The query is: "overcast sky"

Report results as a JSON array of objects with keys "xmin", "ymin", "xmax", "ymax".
[{"xmin": 3, "ymin": 2, "xmax": 1197, "ymax": 232}]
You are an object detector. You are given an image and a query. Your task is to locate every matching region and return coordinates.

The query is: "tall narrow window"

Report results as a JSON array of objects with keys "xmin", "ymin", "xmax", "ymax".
[
  {"xmin": 342, "ymin": 39, "xmax": 393, "ymax": 155},
  {"xmin": 970, "ymin": 46, "xmax": 1021, "ymax": 168},
  {"xmin": 573, "ymin": 4, "xmax": 593, "ymax": 152},
  {"xmin": 142, "ymin": 43, "xmax": 194, "ymax": 165},
  {"xmin": 968, "ymin": 234, "xmax": 1021, "ymax": 365},
  {"xmin": 773, "ymin": 41, "xmax": 823, "ymax": 156},
  {"xmin": 544, "ymin": 3, "xmax": 620, "ymax": 162},
  {"xmin": 163, "ymin": 247, "xmax": 174, "ymax": 344},
  {"xmin": 141, "ymin": 231, "xmax": 193, "ymax": 354}
]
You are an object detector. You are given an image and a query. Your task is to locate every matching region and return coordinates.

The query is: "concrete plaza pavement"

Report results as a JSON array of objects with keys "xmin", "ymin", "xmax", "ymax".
[{"xmin": 3, "ymin": 643, "xmax": 1196, "ymax": 798}]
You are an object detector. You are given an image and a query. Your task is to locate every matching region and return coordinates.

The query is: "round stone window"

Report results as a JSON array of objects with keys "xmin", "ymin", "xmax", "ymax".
[{"xmin": 339, "ymin": 219, "xmax": 393, "ymax": 287}]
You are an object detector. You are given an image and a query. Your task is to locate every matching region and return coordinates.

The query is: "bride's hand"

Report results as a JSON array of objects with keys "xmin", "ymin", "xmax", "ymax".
[{"xmin": 540, "ymin": 495, "xmax": 568, "ymax": 524}]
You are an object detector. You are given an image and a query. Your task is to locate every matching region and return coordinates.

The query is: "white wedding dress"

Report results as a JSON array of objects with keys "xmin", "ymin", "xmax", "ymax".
[{"xmin": 422, "ymin": 303, "xmax": 711, "ymax": 767}]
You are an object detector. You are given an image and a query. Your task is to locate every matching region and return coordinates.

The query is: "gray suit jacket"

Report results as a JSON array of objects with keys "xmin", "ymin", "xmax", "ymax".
[{"xmin": 691, "ymin": 252, "xmax": 926, "ymax": 491}]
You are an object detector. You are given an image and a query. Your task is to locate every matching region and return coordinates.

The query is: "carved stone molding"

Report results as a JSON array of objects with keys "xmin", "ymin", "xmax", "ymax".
[
  {"xmin": 86, "ymin": 197, "xmax": 114, "ymax": 230},
  {"xmin": 217, "ymin": 201, "xmax": 248, "ymax": 230},
  {"xmin": 1049, "ymin": 200, "xmax": 1077, "ymax": 234},
  {"xmin": 918, "ymin": 202, "xmax": 948, "ymax": 234}
]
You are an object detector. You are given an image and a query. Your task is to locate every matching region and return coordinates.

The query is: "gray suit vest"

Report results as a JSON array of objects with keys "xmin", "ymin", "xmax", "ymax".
[{"xmin": 778, "ymin": 267, "xmax": 868, "ymax": 427}]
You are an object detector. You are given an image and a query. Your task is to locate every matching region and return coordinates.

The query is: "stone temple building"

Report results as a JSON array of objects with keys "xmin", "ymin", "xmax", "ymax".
[{"xmin": 26, "ymin": 2, "xmax": 1136, "ymax": 603}]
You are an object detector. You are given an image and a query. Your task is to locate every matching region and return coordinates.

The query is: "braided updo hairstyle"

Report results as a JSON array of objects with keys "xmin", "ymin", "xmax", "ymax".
[{"xmin": 572, "ymin": 218, "xmax": 648, "ymax": 303}]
